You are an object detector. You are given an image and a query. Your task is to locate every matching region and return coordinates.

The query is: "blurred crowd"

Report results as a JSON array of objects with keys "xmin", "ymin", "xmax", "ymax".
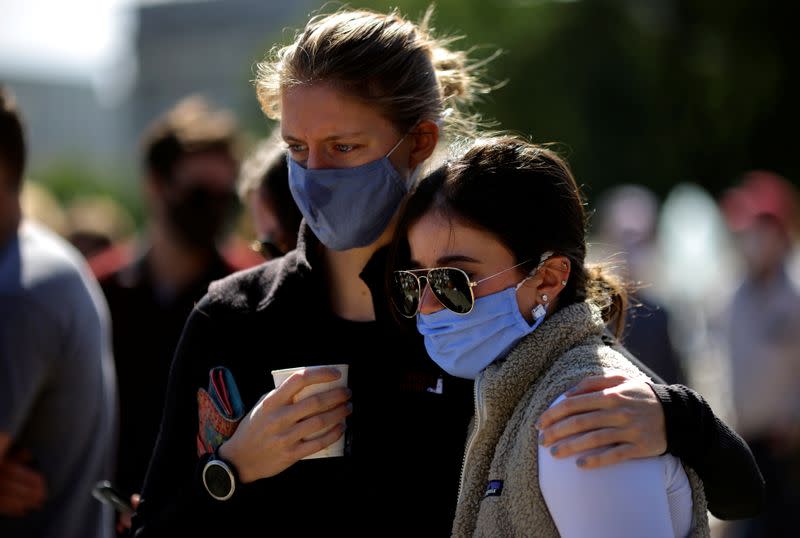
[{"xmin": 2, "ymin": 82, "xmax": 799, "ymax": 537}]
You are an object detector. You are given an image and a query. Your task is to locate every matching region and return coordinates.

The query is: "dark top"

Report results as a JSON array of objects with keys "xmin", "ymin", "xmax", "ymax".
[
  {"xmin": 622, "ymin": 296, "xmax": 685, "ymax": 385},
  {"xmin": 100, "ymin": 249, "xmax": 236, "ymax": 497},
  {"xmin": 131, "ymin": 226, "xmax": 764, "ymax": 537}
]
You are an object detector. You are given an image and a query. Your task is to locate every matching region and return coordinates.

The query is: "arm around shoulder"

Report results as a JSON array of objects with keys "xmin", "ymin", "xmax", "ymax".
[
  {"xmin": 539, "ymin": 395, "xmax": 678, "ymax": 538},
  {"xmin": 650, "ymin": 382, "xmax": 765, "ymax": 519}
]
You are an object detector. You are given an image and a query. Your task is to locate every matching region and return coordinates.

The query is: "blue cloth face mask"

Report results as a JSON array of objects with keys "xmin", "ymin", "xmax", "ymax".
[
  {"xmin": 416, "ymin": 264, "xmax": 550, "ymax": 380},
  {"xmin": 287, "ymin": 136, "xmax": 414, "ymax": 251}
]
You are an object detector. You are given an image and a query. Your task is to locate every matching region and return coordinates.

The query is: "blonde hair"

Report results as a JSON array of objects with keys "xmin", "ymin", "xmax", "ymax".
[{"xmin": 255, "ymin": 6, "xmax": 492, "ymax": 137}]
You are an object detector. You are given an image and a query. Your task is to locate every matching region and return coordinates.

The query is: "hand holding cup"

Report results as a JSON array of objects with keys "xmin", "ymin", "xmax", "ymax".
[{"xmin": 218, "ymin": 365, "xmax": 351, "ymax": 483}]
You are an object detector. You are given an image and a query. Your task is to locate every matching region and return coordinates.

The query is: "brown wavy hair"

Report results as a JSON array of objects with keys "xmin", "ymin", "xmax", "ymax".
[{"xmin": 391, "ymin": 136, "xmax": 629, "ymax": 336}]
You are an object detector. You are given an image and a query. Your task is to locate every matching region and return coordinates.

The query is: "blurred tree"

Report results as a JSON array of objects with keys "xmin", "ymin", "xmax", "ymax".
[
  {"xmin": 30, "ymin": 160, "xmax": 144, "ymax": 230},
  {"xmin": 252, "ymin": 0, "xmax": 797, "ymax": 202}
]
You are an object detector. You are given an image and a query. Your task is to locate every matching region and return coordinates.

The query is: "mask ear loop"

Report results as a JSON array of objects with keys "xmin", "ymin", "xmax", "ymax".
[
  {"xmin": 393, "ymin": 111, "xmax": 453, "ymax": 185},
  {"xmin": 515, "ymin": 251, "xmax": 555, "ymax": 291},
  {"xmin": 515, "ymin": 250, "xmax": 555, "ymax": 323}
]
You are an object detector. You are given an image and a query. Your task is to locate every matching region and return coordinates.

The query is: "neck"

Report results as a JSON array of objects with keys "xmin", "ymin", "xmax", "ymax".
[
  {"xmin": 324, "ymin": 245, "xmax": 379, "ymax": 322},
  {"xmin": 148, "ymin": 223, "xmax": 215, "ymax": 291},
  {"xmin": 323, "ymin": 218, "xmax": 397, "ymax": 322}
]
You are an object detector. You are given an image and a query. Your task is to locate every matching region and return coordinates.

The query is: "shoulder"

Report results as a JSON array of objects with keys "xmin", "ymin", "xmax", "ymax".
[
  {"xmin": 555, "ymin": 342, "xmax": 649, "ymax": 382},
  {"xmin": 16, "ymin": 222, "xmax": 96, "ymax": 300},
  {"xmin": 532, "ymin": 343, "xmax": 649, "ymax": 412},
  {"xmin": 3, "ymin": 223, "xmax": 107, "ymax": 335},
  {"xmin": 202, "ymin": 250, "xmax": 306, "ymax": 316}
]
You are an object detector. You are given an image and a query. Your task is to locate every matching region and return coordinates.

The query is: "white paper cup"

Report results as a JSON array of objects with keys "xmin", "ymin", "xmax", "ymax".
[{"xmin": 270, "ymin": 364, "xmax": 349, "ymax": 459}]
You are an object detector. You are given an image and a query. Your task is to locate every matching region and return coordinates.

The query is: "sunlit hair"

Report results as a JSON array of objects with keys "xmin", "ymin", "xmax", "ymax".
[
  {"xmin": 392, "ymin": 136, "xmax": 630, "ymax": 336},
  {"xmin": 255, "ymin": 6, "xmax": 493, "ymax": 137}
]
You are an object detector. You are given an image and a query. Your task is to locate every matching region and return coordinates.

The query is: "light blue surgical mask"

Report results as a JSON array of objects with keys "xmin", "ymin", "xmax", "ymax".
[
  {"xmin": 287, "ymin": 136, "xmax": 414, "ymax": 251},
  {"xmin": 416, "ymin": 254, "xmax": 552, "ymax": 379}
]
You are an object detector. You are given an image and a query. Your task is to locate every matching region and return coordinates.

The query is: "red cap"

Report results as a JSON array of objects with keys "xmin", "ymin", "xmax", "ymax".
[{"xmin": 720, "ymin": 170, "xmax": 798, "ymax": 235}]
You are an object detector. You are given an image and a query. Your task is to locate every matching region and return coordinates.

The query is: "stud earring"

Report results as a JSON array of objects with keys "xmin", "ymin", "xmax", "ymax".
[
  {"xmin": 561, "ymin": 280, "xmax": 568, "ymax": 286},
  {"xmin": 541, "ymin": 294, "xmax": 549, "ymax": 303}
]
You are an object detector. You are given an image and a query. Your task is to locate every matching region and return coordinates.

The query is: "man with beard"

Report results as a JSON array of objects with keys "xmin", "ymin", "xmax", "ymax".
[{"xmin": 97, "ymin": 96, "xmax": 250, "ymax": 526}]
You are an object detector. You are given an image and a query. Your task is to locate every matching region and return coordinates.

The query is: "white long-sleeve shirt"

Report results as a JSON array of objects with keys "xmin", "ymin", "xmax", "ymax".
[{"xmin": 539, "ymin": 395, "xmax": 693, "ymax": 538}]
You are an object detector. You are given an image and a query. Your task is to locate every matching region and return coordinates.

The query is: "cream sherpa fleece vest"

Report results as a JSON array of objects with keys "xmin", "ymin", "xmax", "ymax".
[{"xmin": 451, "ymin": 302, "xmax": 710, "ymax": 538}]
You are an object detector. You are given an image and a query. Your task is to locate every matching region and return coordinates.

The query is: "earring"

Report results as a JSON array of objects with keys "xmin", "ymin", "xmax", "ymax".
[
  {"xmin": 541, "ymin": 294, "xmax": 549, "ymax": 303},
  {"xmin": 561, "ymin": 280, "xmax": 567, "ymax": 286}
]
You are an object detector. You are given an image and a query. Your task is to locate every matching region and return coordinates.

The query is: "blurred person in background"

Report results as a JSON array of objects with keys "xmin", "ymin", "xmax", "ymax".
[
  {"xmin": 0, "ymin": 87, "xmax": 117, "ymax": 537},
  {"xmin": 18, "ymin": 180, "xmax": 68, "ymax": 237},
  {"xmin": 97, "ymin": 95, "xmax": 256, "ymax": 528},
  {"xmin": 592, "ymin": 184, "xmax": 686, "ymax": 385},
  {"xmin": 65, "ymin": 195, "xmax": 136, "ymax": 263},
  {"xmin": 718, "ymin": 171, "xmax": 800, "ymax": 537},
  {"xmin": 237, "ymin": 132, "xmax": 302, "ymax": 260}
]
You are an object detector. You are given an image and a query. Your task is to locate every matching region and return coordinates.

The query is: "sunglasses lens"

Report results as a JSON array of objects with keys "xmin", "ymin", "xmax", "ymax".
[
  {"xmin": 428, "ymin": 268, "xmax": 473, "ymax": 314},
  {"xmin": 392, "ymin": 271, "xmax": 421, "ymax": 317}
]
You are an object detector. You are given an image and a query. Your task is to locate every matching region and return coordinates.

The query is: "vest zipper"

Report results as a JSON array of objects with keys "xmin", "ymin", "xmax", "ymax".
[{"xmin": 458, "ymin": 373, "xmax": 486, "ymax": 504}]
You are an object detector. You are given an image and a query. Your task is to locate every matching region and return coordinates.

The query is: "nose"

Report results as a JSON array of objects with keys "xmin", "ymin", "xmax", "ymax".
[
  {"xmin": 418, "ymin": 279, "xmax": 445, "ymax": 315},
  {"xmin": 306, "ymin": 147, "xmax": 333, "ymax": 170}
]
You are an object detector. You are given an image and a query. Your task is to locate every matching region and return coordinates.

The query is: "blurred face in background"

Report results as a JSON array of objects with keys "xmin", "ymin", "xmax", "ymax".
[
  {"xmin": 149, "ymin": 150, "xmax": 240, "ymax": 249},
  {"xmin": 736, "ymin": 215, "xmax": 790, "ymax": 280},
  {"xmin": 245, "ymin": 190, "xmax": 293, "ymax": 259}
]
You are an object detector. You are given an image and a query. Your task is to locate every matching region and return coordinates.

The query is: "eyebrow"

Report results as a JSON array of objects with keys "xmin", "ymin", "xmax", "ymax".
[
  {"xmin": 408, "ymin": 254, "xmax": 482, "ymax": 268},
  {"xmin": 282, "ymin": 131, "xmax": 367, "ymax": 143}
]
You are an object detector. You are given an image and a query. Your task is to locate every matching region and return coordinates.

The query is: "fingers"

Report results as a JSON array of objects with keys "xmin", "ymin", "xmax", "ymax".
[
  {"xmin": 546, "ymin": 426, "xmax": 632, "ymax": 459},
  {"xmin": 539, "ymin": 409, "xmax": 629, "ymax": 448},
  {"xmin": 290, "ymin": 423, "xmax": 346, "ymax": 460},
  {"xmin": 118, "ymin": 511, "xmax": 133, "ymax": 532},
  {"xmin": 574, "ymin": 443, "xmax": 640, "ymax": 469},
  {"xmin": 0, "ymin": 462, "xmax": 47, "ymax": 516},
  {"xmin": 281, "ymin": 387, "xmax": 352, "ymax": 426},
  {"xmin": 537, "ymin": 391, "xmax": 619, "ymax": 429},
  {"xmin": 273, "ymin": 367, "xmax": 344, "ymax": 405},
  {"xmin": 0, "ymin": 494, "xmax": 35, "ymax": 517},
  {"xmin": 286, "ymin": 402, "xmax": 353, "ymax": 444},
  {"xmin": 564, "ymin": 373, "xmax": 631, "ymax": 398},
  {"xmin": 0, "ymin": 462, "xmax": 47, "ymax": 503}
]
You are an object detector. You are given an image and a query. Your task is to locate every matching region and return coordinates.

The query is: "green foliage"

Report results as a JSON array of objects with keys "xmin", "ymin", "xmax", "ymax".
[
  {"xmin": 31, "ymin": 160, "xmax": 144, "ymax": 229},
  {"xmin": 268, "ymin": 0, "xmax": 798, "ymax": 201}
]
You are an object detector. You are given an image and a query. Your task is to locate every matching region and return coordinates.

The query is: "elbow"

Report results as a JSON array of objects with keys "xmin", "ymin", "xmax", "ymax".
[{"xmin": 708, "ymin": 474, "xmax": 766, "ymax": 520}]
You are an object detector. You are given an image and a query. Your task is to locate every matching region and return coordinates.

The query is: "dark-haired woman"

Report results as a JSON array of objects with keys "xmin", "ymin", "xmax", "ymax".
[{"xmin": 390, "ymin": 136, "xmax": 711, "ymax": 536}]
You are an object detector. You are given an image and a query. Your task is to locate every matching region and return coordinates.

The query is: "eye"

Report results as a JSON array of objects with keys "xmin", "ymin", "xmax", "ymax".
[
  {"xmin": 286, "ymin": 143, "xmax": 307, "ymax": 154},
  {"xmin": 334, "ymin": 144, "xmax": 355, "ymax": 153}
]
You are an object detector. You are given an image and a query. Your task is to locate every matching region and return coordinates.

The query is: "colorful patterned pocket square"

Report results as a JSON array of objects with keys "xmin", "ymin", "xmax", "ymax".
[{"xmin": 197, "ymin": 366, "xmax": 245, "ymax": 457}]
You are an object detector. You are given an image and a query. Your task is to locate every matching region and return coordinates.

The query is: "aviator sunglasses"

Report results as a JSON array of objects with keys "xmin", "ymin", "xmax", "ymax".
[{"xmin": 392, "ymin": 252, "xmax": 553, "ymax": 318}]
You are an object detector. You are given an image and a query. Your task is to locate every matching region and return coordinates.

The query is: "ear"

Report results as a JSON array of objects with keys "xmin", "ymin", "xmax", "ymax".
[
  {"xmin": 407, "ymin": 119, "xmax": 439, "ymax": 169},
  {"xmin": 519, "ymin": 255, "xmax": 572, "ymax": 306}
]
